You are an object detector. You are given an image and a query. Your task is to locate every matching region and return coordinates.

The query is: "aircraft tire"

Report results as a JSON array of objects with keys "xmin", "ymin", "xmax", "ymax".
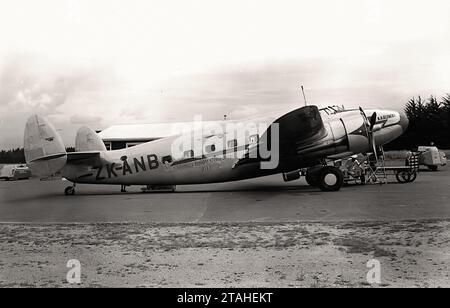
[
  {"xmin": 317, "ymin": 166, "xmax": 344, "ymax": 192},
  {"xmin": 64, "ymin": 186, "xmax": 75, "ymax": 196}
]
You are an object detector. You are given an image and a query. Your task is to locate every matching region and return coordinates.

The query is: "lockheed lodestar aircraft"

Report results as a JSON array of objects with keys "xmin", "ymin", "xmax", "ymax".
[{"xmin": 23, "ymin": 105, "xmax": 408, "ymax": 195}]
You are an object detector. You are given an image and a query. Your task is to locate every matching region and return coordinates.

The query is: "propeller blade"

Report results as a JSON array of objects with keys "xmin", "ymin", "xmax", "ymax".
[
  {"xmin": 359, "ymin": 107, "xmax": 368, "ymax": 122},
  {"xmin": 371, "ymin": 139, "xmax": 378, "ymax": 163},
  {"xmin": 369, "ymin": 112, "xmax": 377, "ymax": 131},
  {"xmin": 360, "ymin": 107, "xmax": 378, "ymax": 163}
]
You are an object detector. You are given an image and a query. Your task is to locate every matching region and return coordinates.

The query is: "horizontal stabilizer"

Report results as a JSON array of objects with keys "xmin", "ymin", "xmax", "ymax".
[
  {"xmin": 29, "ymin": 153, "xmax": 67, "ymax": 163},
  {"xmin": 67, "ymin": 151, "xmax": 102, "ymax": 166}
]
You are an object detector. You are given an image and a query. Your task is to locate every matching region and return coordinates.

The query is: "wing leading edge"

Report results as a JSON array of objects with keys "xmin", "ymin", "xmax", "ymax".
[{"xmin": 234, "ymin": 105, "xmax": 328, "ymax": 168}]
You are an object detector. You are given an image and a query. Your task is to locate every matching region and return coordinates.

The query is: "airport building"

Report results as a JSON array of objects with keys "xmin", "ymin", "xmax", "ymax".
[
  {"xmin": 98, "ymin": 121, "xmax": 221, "ymax": 150},
  {"xmin": 97, "ymin": 123, "xmax": 172, "ymax": 150}
]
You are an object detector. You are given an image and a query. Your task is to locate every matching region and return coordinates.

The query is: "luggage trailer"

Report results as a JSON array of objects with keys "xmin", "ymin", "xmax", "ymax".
[{"xmin": 340, "ymin": 151, "xmax": 420, "ymax": 185}]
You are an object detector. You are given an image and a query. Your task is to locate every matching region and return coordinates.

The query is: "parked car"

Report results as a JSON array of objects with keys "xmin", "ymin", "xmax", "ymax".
[
  {"xmin": 0, "ymin": 164, "xmax": 31, "ymax": 180},
  {"xmin": 417, "ymin": 146, "xmax": 447, "ymax": 171}
]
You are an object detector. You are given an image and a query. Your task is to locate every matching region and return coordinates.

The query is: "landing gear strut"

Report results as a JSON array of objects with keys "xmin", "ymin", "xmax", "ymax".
[{"xmin": 64, "ymin": 184, "xmax": 76, "ymax": 195}]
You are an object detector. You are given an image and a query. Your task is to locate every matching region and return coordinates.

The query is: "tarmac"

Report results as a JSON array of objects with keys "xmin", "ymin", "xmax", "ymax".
[
  {"xmin": 1, "ymin": 165, "xmax": 449, "ymax": 287},
  {"xmin": 0, "ymin": 166, "xmax": 449, "ymax": 223}
]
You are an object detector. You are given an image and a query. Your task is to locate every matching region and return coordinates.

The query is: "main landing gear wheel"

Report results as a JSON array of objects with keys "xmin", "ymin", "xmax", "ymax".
[
  {"xmin": 317, "ymin": 166, "xmax": 344, "ymax": 192},
  {"xmin": 64, "ymin": 186, "xmax": 75, "ymax": 195}
]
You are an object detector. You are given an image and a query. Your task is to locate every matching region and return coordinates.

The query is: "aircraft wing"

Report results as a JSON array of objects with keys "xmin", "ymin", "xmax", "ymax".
[
  {"xmin": 66, "ymin": 151, "xmax": 103, "ymax": 166},
  {"xmin": 235, "ymin": 105, "xmax": 328, "ymax": 167},
  {"xmin": 270, "ymin": 105, "xmax": 327, "ymax": 156}
]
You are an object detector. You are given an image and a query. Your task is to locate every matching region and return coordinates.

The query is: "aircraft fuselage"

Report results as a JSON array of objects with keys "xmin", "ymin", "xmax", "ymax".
[{"xmin": 61, "ymin": 107, "xmax": 408, "ymax": 186}]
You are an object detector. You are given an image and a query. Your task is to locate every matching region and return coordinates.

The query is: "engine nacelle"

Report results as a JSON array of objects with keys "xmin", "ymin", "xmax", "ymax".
[
  {"xmin": 297, "ymin": 110, "xmax": 370, "ymax": 160},
  {"xmin": 337, "ymin": 111, "xmax": 369, "ymax": 154}
]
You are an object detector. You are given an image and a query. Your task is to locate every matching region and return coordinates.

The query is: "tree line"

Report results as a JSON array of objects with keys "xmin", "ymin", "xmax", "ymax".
[
  {"xmin": 386, "ymin": 94, "xmax": 450, "ymax": 150},
  {"xmin": 0, "ymin": 147, "xmax": 75, "ymax": 164},
  {"xmin": 0, "ymin": 148, "xmax": 25, "ymax": 164}
]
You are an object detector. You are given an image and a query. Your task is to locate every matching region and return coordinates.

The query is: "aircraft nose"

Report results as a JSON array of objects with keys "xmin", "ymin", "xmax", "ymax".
[{"xmin": 399, "ymin": 111, "xmax": 409, "ymax": 132}]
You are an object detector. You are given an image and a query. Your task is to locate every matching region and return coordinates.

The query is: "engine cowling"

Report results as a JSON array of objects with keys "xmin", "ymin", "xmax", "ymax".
[{"xmin": 297, "ymin": 110, "xmax": 369, "ymax": 159}]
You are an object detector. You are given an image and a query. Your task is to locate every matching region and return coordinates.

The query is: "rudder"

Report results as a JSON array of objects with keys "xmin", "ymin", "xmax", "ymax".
[
  {"xmin": 75, "ymin": 126, "xmax": 107, "ymax": 152},
  {"xmin": 24, "ymin": 115, "xmax": 67, "ymax": 177}
]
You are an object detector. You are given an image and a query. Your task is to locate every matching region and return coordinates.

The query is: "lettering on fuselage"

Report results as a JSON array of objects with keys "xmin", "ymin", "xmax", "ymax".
[
  {"xmin": 376, "ymin": 114, "xmax": 395, "ymax": 127},
  {"xmin": 377, "ymin": 114, "xmax": 395, "ymax": 121},
  {"xmin": 92, "ymin": 154, "xmax": 162, "ymax": 180}
]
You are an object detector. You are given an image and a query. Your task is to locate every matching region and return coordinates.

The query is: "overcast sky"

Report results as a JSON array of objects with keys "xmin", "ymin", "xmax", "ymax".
[{"xmin": 0, "ymin": 0, "xmax": 449, "ymax": 148}]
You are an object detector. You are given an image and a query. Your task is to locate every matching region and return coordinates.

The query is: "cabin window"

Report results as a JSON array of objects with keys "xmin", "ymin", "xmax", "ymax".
[
  {"xmin": 227, "ymin": 139, "xmax": 237, "ymax": 148},
  {"xmin": 205, "ymin": 144, "xmax": 216, "ymax": 153},
  {"xmin": 162, "ymin": 155, "xmax": 173, "ymax": 164},
  {"xmin": 183, "ymin": 150, "xmax": 194, "ymax": 158},
  {"xmin": 249, "ymin": 134, "xmax": 259, "ymax": 144}
]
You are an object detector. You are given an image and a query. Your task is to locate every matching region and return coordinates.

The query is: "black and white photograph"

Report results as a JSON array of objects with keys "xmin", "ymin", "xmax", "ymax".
[{"xmin": 0, "ymin": 0, "xmax": 449, "ymax": 293}]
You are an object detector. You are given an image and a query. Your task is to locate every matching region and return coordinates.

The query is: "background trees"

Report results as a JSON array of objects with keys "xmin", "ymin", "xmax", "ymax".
[
  {"xmin": 387, "ymin": 94, "xmax": 450, "ymax": 150},
  {"xmin": 0, "ymin": 148, "xmax": 25, "ymax": 164},
  {"xmin": 0, "ymin": 147, "xmax": 75, "ymax": 164}
]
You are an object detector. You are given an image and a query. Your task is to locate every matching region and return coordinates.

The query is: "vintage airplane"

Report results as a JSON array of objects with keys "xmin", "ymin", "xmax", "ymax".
[{"xmin": 23, "ymin": 105, "xmax": 408, "ymax": 195}]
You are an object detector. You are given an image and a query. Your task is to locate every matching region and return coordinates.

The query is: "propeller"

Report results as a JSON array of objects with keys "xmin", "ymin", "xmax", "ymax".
[{"xmin": 359, "ymin": 107, "xmax": 378, "ymax": 162}]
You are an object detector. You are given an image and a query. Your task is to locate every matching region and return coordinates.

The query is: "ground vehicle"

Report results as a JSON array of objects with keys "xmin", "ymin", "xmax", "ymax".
[
  {"xmin": 0, "ymin": 164, "xmax": 31, "ymax": 180},
  {"xmin": 417, "ymin": 146, "xmax": 447, "ymax": 171},
  {"xmin": 339, "ymin": 152, "xmax": 419, "ymax": 185}
]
